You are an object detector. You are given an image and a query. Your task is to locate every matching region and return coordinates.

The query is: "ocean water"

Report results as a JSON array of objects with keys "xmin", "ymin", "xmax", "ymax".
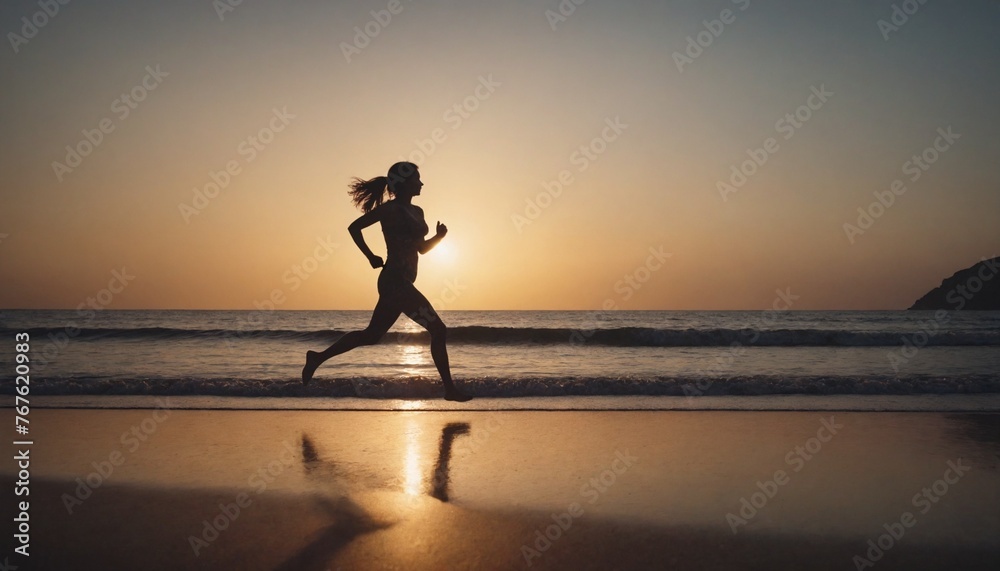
[{"xmin": 2, "ymin": 309, "xmax": 999, "ymax": 404}]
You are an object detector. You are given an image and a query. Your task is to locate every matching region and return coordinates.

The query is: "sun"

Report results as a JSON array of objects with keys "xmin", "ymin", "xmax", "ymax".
[{"xmin": 430, "ymin": 241, "xmax": 458, "ymax": 265}]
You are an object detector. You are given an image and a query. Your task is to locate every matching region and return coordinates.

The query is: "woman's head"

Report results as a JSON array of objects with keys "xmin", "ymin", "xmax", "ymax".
[{"xmin": 348, "ymin": 161, "xmax": 421, "ymax": 212}]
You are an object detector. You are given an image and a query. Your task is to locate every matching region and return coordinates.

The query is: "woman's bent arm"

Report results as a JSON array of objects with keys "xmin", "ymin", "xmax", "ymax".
[
  {"xmin": 348, "ymin": 209, "xmax": 383, "ymax": 266},
  {"xmin": 418, "ymin": 221, "xmax": 447, "ymax": 254}
]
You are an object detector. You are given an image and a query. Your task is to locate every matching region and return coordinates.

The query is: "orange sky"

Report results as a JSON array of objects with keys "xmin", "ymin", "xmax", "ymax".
[{"xmin": 1, "ymin": 0, "xmax": 998, "ymax": 310}]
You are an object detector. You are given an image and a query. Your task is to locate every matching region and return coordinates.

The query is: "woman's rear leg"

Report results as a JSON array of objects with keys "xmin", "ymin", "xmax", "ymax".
[{"xmin": 302, "ymin": 297, "xmax": 400, "ymax": 385}]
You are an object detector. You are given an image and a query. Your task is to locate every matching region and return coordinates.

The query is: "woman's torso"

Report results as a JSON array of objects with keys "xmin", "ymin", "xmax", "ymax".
[{"xmin": 379, "ymin": 200, "xmax": 428, "ymax": 282}]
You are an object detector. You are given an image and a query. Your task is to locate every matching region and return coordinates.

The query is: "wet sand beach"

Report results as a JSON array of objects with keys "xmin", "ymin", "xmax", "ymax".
[{"xmin": 3, "ymin": 408, "xmax": 998, "ymax": 569}]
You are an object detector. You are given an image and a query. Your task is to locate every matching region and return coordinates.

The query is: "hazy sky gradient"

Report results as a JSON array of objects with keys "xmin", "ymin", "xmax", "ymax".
[{"xmin": 1, "ymin": 0, "xmax": 998, "ymax": 310}]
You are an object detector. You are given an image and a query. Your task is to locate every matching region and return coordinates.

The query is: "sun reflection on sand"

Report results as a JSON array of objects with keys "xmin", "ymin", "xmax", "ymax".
[
  {"xmin": 397, "ymin": 401, "xmax": 427, "ymax": 411},
  {"xmin": 403, "ymin": 417, "xmax": 424, "ymax": 496}
]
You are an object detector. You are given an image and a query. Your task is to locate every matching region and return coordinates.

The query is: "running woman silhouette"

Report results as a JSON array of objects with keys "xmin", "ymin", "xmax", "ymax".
[{"xmin": 301, "ymin": 162, "xmax": 472, "ymax": 402}]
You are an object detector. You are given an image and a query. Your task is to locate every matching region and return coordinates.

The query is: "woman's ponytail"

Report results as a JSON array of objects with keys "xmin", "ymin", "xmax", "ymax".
[
  {"xmin": 348, "ymin": 162, "xmax": 418, "ymax": 212},
  {"xmin": 348, "ymin": 175, "xmax": 389, "ymax": 213}
]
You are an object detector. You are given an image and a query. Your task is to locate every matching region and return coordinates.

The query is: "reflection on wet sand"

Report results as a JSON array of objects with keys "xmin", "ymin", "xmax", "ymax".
[
  {"xmin": 273, "ymin": 421, "xmax": 472, "ymax": 569},
  {"xmin": 12, "ymin": 410, "xmax": 1000, "ymax": 570},
  {"xmin": 430, "ymin": 423, "xmax": 471, "ymax": 501},
  {"xmin": 945, "ymin": 413, "xmax": 1000, "ymax": 448},
  {"xmin": 299, "ymin": 421, "xmax": 471, "ymax": 502},
  {"xmin": 272, "ymin": 495, "xmax": 388, "ymax": 571},
  {"xmin": 301, "ymin": 434, "xmax": 320, "ymax": 468}
]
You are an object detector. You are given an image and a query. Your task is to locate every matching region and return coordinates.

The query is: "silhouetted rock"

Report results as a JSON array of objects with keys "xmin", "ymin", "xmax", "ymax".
[{"xmin": 909, "ymin": 257, "xmax": 1000, "ymax": 310}]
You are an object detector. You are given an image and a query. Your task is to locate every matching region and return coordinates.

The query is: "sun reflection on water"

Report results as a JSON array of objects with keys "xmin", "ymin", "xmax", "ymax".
[{"xmin": 397, "ymin": 343, "xmax": 431, "ymax": 376}]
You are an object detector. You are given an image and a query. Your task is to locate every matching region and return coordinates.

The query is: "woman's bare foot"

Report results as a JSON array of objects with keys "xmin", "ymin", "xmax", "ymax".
[
  {"xmin": 302, "ymin": 351, "xmax": 321, "ymax": 386},
  {"xmin": 444, "ymin": 387, "xmax": 472, "ymax": 402}
]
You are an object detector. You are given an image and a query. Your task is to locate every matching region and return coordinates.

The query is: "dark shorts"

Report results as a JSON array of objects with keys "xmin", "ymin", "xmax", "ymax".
[{"xmin": 377, "ymin": 265, "xmax": 416, "ymax": 297}]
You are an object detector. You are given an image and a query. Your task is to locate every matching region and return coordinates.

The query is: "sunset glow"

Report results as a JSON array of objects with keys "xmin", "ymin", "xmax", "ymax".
[{"xmin": 1, "ymin": 1, "xmax": 997, "ymax": 310}]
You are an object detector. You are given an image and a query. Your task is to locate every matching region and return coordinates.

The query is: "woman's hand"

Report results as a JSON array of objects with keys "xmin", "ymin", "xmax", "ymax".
[
  {"xmin": 418, "ymin": 223, "xmax": 447, "ymax": 255},
  {"xmin": 368, "ymin": 255, "xmax": 384, "ymax": 269}
]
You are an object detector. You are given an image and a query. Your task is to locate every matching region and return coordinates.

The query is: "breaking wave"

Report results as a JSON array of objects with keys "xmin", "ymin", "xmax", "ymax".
[
  {"xmin": 6, "ymin": 326, "xmax": 999, "ymax": 347},
  {"xmin": 13, "ymin": 374, "xmax": 1000, "ymax": 398}
]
